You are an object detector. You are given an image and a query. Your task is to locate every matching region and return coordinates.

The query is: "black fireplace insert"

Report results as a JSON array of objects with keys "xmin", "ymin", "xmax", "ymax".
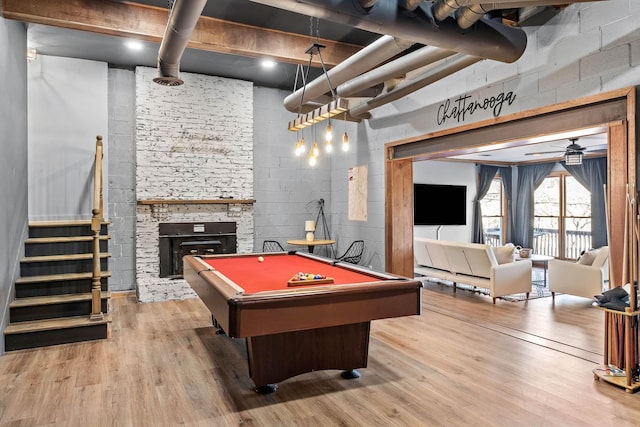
[{"xmin": 159, "ymin": 222, "xmax": 237, "ymax": 278}]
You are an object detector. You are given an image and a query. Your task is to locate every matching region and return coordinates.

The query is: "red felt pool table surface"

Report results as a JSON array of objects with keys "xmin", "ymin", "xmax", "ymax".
[{"xmin": 200, "ymin": 253, "xmax": 381, "ymax": 294}]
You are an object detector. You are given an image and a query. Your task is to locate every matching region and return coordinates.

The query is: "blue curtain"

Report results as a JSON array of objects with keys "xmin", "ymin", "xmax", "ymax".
[
  {"xmin": 513, "ymin": 163, "xmax": 557, "ymax": 248},
  {"xmin": 472, "ymin": 165, "xmax": 500, "ymax": 243},
  {"xmin": 500, "ymin": 166, "xmax": 514, "ymax": 243},
  {"xmin": 563, "ymin": 157, "xmax": 608, "ymax": 248}
]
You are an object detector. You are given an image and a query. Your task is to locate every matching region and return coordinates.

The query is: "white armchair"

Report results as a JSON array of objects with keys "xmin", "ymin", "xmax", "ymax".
[{"xmin": 548, "ymin": 246, "xmax": 609, "ymax": 299}]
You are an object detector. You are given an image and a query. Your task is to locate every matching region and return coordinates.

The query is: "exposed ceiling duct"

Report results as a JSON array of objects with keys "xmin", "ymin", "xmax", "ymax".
[
  {"xmin": 283, "ymin": 35, "xmax": 415, "ymax": 113},
  {"xmin": 336, "ymin": 46, "xmax": 456, "ymax": 98},
  {"xmin": 154, "ymin": 0, "xmax": 208, "ymax": 86},
  {"xmin": 399, "ymin": 0, "xmax": 428, "ymax": 11},
  {"xmin": 250, "ymin": 0, "xmax": 528, "ymax": 63},
  {"xmin": 349, "ymin": 54, "xmax": 482, "ymax": 117},
  {"xmin": 151, "ymin": 0, "xmax": 605, "ymax": 121},
  {"xmin": 253, "ymin": 0, "xmax": 532, "ymax": 119},
  {"xmin": 433, "ymin": 0, "xmax": 604, "ymax": 29}
]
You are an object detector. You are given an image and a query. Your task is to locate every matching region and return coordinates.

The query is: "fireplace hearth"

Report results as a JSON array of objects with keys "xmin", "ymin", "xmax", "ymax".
[{"xmin": 159, "ymin": 222, "xmax": 237, "ymax": 278}]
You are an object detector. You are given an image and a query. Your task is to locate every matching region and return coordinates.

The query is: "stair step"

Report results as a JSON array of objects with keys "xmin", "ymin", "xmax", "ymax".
[
  {"xmin": 4, "ymin": 314, "xmax": 111, "ymax": 335},
  {"xmin": 10, "ymin": 292, "xmax": 111, "ymax": 308},
  {"xmin": 4, "ymin": 315, "xmax": 111, "ymax": 350},
  {"xmin": 26, "ymin": 235, "xmax": 111, "ymax": 244},
  {"xmin": 29, "ymin": 220, "xmax": 110, "ymax": 227},
  {"xmin": 16, "ymin": 271, "xmax": 112, "ymax": 285},
  {"xmin": 21, "ymin": 252, "xmax": 111, "ymax": 263}
]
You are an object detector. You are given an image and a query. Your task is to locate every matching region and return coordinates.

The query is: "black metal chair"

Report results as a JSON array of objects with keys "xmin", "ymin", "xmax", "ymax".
[
  {"xmin": 262, "ymin": 240, "xmax": 285, "ymax": 252},
  {"xmin": 335, "ymin": 240, "xmax": 364, "ymax": 264}
]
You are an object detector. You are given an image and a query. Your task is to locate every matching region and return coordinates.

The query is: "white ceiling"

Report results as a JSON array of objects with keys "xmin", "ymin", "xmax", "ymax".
[{"xmin": 444, "ymin": 127, "xmax": 608, "ymax": 164}]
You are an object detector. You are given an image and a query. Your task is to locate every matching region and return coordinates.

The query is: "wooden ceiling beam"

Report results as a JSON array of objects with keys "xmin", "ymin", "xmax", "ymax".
[{"xmin": 1, "ymin": 0, "xmax": 363, "ymax": 67}]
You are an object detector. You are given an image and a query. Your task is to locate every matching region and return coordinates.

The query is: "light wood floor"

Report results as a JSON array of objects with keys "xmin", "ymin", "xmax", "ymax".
[{"xmin": 1, "ymin": 283, "xmax": 640, "ymax": 426}]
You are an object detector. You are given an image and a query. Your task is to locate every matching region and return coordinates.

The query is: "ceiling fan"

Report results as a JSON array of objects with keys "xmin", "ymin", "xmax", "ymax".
[{"xmin": 524, "ymin": 137, "xmax": 586, "ymax": 157}]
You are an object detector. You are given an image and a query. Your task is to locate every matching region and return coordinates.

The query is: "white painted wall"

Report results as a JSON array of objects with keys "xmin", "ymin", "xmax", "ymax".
[
  {"xmin": 0, "ymin": 15, "xmax": 28, "ymax": 355},
  {"xmin": 27, "ymin": 56, "xmax": 108, "ymax": 221},
  {"xmin": 412, "ymin": 161, "xmax": 475, "ymax": 242}
]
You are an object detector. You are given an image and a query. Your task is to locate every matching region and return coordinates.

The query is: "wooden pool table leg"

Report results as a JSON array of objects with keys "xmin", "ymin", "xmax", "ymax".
[{"xmin": 247, "ymin": 322, "xmax": 370, "ymax": 392}]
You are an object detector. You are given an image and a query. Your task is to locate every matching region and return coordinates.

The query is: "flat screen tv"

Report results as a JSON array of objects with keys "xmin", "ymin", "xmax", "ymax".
[{"xmin": 414, "ymin": 183, "xmax": 467, "ymax": 226}]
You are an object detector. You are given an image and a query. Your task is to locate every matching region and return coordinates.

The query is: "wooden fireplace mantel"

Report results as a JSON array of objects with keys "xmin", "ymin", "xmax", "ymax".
[{"xmin": 137, "ymin": 199, "xmax": 255, "ymax": 205}]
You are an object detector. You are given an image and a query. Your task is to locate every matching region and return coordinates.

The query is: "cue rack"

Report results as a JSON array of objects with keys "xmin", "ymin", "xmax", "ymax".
[{"xmin": 594, "ymin": 184, "xmax": 640, "ymax": 392}]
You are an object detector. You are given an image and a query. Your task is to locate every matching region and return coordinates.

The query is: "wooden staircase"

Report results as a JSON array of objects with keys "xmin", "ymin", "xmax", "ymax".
[{"xmin": 4, "ymin": 220, "xmax": 111, "ymax": 351}]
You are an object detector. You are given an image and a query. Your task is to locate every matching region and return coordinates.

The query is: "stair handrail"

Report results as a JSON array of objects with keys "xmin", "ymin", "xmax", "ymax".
[{"xmin": 90, "ymin": 135, "xmax": 104, "ymax": 320}]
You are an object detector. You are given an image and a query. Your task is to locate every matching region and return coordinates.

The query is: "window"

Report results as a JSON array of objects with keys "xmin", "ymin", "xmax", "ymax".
[
  {"xmin": 534, "ymin": 173, "xmax": 591, "ymax": 259},
  {"xmin": 481, "ymin": 177, "xmax": 504, "ymax": 246},
  {"xmin": 564, "ymin": 176, "xmax": 592, "ymax": 258}
]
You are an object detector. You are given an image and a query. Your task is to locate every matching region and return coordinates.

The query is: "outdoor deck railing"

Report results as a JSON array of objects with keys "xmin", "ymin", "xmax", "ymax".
[{"xmin": 484, "ymin": 228, "xmax": 591, "ymax": 259}]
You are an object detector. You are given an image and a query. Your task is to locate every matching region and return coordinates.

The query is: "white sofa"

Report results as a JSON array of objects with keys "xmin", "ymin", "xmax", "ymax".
[
  {"xmin": 548, "ymin": 246, "xmax": 609, "ymax": 299},
  {"xmin": 413, "ymin": 237, "xmax": 533, "ymax": 303}
]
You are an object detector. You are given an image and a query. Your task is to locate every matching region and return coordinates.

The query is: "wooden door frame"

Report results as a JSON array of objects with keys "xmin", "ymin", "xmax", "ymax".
[{"xmin": 385, "ymin": 86, "xmax": 637, "ymax": 287}]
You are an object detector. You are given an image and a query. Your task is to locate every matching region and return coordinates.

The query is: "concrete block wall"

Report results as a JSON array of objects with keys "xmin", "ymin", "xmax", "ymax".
[
  {"xmin": 107, "ymin": 67, "xmax": 137, "ymax": 292},
  {"xmin": 77, "ymin": 1, "xmax": 640, "ymax": 297},
  {"xmin": 252, "ymin": 87, "xmax": 334, "ymax": 257},
  {"xmin": 370, "ymin": 0, "xmax": 640, "ymax": 134},
  {"xmin": 329, "ymin": 119, "xmax": 382, "ymax": 269},
  {"xmin": 342, "ymin": 0, "xmax": 640, "ymax": 268}
]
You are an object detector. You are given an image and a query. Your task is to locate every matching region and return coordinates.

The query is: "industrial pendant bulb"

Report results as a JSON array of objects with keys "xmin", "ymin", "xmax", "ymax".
[
  {"xmin": 295, "ymin": 136, "xmax": 306, "ymax": 156},
  {"xmin": 309, "ymin": 142, "xmax": 319, "ymax": 166},
  {"xmin": 325, "ymin": 139, "xmax": 334, "ymax": 153},
  {"xmin": 325, "ymin": 123, "xmax": 333, "ymax": 142},
  {"xmin": 342, "ymin": 132, "xmax": 349, "ymax": 152}
]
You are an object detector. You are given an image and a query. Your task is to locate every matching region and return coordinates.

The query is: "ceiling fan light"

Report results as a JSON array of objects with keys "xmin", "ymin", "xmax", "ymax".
[{"xmin": 565, "ymin": 151, "xmax": 583, "ymax": 165}]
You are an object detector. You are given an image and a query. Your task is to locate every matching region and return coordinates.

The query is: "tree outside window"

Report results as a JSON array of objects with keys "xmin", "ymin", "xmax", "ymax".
[
  {"xmin": 534, "ymin": 173, "xmax": 591, "ymax": 259},
  {"xmin": 481, "ymin": 177, "xmax": 503, "ymax": 246}
]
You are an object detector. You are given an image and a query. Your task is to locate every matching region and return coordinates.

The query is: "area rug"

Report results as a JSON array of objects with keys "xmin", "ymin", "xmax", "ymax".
[{"xmin": 419, "ymin": 274, "xmax": 552, "ymax": 302}]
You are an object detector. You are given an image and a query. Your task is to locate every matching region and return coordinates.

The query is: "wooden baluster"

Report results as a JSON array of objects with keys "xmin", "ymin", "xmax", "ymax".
[{"xmin": 90, "ymin": 135, "xmax": 104, "ymax": 321}]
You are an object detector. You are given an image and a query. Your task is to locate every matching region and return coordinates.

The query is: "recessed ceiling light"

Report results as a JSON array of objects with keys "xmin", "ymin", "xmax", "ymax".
[
  {"xmin": 261, "ymin": 59, "xmax": 276, "ymax": 69},
  {"xmin": 125, "ymin": 40, "xmax": 144, "ymax": 51}
]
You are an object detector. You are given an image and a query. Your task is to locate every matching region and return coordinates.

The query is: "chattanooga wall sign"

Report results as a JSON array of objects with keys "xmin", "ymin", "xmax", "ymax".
[{"xmin": 436, "ymin": 91, "xmax": 516, "ymax": 126}]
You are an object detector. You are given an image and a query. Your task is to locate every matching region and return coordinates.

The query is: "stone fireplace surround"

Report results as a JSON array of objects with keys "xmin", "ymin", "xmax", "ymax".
[{"xmin": 134, "ymin": 67, "xmax": 254, "ymax": 303}]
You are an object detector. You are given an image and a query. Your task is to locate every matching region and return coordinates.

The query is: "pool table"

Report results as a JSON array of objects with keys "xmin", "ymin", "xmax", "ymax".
[{"xmin": 183, "ymin": 252, "xmax": 423, "ymax": 393}]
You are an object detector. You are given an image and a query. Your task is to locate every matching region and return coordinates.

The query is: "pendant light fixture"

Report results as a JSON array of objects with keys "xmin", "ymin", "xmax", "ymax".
[{"xmin": 289, "ymin": 17, "xmax": 349, "ymax": 166}]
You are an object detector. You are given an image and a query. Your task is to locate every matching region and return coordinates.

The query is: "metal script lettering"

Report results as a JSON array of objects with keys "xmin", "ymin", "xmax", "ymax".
[{"xmin": 437, "ymin": 91, "xmax": 516, "ymax": 125}]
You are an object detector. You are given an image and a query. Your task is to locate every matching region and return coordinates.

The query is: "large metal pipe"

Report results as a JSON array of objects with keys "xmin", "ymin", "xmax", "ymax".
[
  {"xmin": 436, "ymin": 0, "xmax": 607, "ymax": 29},
  {"xmin": 349, "ymin": 54, "xmax": 482, "ymax": 117},
  {"xmin": 250, "ymin": 0, "xmax": 527, "ymax": 63},
  {"xmin": 337, "ymin": 46, "xmax": 456, "ymax": 98},
  {"xmin": 457, "ymin": 4, "xmax": 493, "ymax": 29},
  {"xmin": 432, "ymin": 0, "xmax": 467, "ymax": 21},
  {"xmin": 154, "ymin": 0, "xmax": 208, "ymax": 86},
  {"xmin": 399, "ymin": 0, "xmax": 426, "ymax": 11},
  {"xmin": 446, "ymin": 0, "xmax": 604, "ymax": 3},
  {"xmin": 283, "ymin": 35, "xmax": 414, "ymax": 112}
]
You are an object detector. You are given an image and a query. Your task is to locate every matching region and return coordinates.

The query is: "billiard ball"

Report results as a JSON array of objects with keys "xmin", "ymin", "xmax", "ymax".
[{"xmin": 258, "ymin": 256, "xmax": 264, "ymax": 262}]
